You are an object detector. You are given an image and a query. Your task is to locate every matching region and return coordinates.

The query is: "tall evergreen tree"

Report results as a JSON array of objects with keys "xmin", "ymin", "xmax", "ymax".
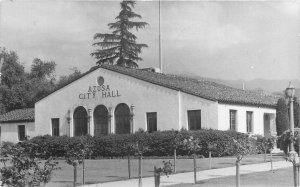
[
  {"xmin": 294, "ymin": 97, "xmax": 300, "ymax": 128},
  {"xmin": 276, "ymin": 98, "xmax": 289, "ymax": 135},
  {"xmin": 91, "ymin": 0, "xmax": 148, "ymax": 68}
]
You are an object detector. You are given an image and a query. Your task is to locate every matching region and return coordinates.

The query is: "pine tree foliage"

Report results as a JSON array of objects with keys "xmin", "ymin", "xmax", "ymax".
[
  {"xmin": 91, "ymin": 0, "xmax": 148, "ymax": 68},
  {"xmin": 276, "ymin": 98, "xmax": 289, "ymax": 135},
  {"xmin": 293, "ymin": 97, "xmax": 300, "ymax": 128}
]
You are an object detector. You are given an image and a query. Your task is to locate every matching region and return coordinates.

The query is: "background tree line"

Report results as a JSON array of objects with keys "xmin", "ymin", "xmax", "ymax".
[
  {"xmin": 0, "ymin": 48, "xmax": 82, "ymax": 114},
  {"xmin": 0, "ymin": 0, "xmax": 149, "ymax": 114}
]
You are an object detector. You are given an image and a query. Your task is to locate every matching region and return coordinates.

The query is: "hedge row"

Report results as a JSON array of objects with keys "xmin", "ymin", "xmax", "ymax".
[{"xmin": 18, "ymin": 129, "xmax": 257, "ymax": 158}]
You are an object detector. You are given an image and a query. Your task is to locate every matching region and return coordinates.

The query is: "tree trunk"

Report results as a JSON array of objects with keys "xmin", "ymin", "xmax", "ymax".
[
  {"xmin": 297, "ymin": 165, "xmax": 300, "ymax": 187},
  {"xmin": 82, "ymin": 158, "xmax": 85, "ymax": 185},
  {"xmin": 270, "ymin": 149, "xmax": 273, "ymax": 172},
  {"xmin": 293, "ymin": 165, "xmax": 298, "ymax": 187},
  {"xmin": 236, "ymin": 160, "xmax": 240, "ymax": 187},
  {"xmin": 139, "ymin": 153, "xmax": 142, "ymax": 187},
  {"xmin": 264, "ymin": 150, "xmax": 266, "ymax": 162},
  {"xmin": 174, "ymin": 149, "xmax": 176, "ymax": 173},
  {"xmin": 209, "ymin": 151, "xmax": 212, "ymax": 169},
  {"xmin": 193, "ymin": 154, "xmax": 197, "ymax": 184},
  {"xmin": 73, "ymin": 164, "xmax": 77, "ymax": 187},
  {"xmin": 128, "ymin": 154, "xmax": 131, "ymax": 179},
  {"xmin": 154, "ymin": 166, "xmax": 160, "ymax": 187}
]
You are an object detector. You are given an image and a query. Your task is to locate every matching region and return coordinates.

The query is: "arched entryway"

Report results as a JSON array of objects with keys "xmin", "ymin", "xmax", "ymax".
[
  {"xmin": 115, "ymin": 103, "xmax": 131, "ymax": 134},
  {"xmin": 94, "ymin": 105, "xmax": 109, "ymax": 136},
  {"xmin": 73, "ymin": 106, "xmax": 88, "ymax": 136}
]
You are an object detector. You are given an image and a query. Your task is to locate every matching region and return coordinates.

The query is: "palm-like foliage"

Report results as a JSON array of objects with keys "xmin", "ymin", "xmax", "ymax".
[{"xmin": 92, "ymin": 0, "xmax": 148, "ymax": 68}]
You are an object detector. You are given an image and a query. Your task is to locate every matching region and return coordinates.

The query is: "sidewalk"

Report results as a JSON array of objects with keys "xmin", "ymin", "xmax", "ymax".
[{"xmin": 83, "ymin": 160, "xmax": 291, "ymax": 187}]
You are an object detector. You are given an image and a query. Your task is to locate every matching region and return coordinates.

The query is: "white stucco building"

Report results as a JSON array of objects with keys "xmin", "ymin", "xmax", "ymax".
[
  {"xmin": 0, "ymin": 65, "xmax": 278, "ymax": 142},
  {"xmin": 0, "ymin": 108, "xmax": 34, "ymax": 143}
]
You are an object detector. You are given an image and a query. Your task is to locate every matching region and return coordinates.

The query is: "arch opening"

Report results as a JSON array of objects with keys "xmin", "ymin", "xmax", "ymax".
[
  {"xmin": 115, "ymin": 103, "xmax": 131, "ymax": 134},
  {"xmin": 73, "ymin": 106, "xmax": 88, "ymax": 136},
  {"xmin": 94, "ymin": 105, "xmax": 109, "ymax": 136}
]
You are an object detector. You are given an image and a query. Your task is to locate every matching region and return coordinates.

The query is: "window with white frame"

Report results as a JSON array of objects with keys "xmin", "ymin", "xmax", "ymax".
[
  {"xmin": 229, "ymin": 110, "xmax": 237, "ymax": 131},
  {"xmin": 246, "ymin": 111, "xmax": 253, "ymax": 133}
]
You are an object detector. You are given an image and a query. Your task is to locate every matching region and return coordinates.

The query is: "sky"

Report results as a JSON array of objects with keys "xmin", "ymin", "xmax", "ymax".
[{"xmin": 0, "ymin": 0, "xmax": 299, "ymax": 81}]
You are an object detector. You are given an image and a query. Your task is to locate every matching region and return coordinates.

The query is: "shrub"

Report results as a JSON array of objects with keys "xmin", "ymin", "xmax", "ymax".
[
  {"xmin": 0, "ymin": 143, "xmax": 59, "ymax": 186},
  {"xmin": 278, "ymin": 128, "xmax": 300, "ymax": 154},
  {"xmin": 21, "ymin": 129, "xmax": 257, "ymax": 158}
]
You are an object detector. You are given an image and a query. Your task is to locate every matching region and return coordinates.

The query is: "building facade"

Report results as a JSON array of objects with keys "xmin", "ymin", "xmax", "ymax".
[{"xmin": 32, "ymin": 65, "xmax": 277, "ymax": 138}]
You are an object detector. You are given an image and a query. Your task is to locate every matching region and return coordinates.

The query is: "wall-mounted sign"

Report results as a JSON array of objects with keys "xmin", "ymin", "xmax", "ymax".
[{"xmin": 78, "ymin": 84, "xmax": 121, "ymax": 100}]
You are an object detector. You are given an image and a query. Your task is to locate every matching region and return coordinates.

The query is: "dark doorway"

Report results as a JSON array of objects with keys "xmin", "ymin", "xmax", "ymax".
[
  {"xmin": 115, "ymin": 103, "xmax": 131, "ymax": 134},
  {"xmin": 188, "ymin": 110, "xmax": 201, "ymax": 130},
  {"xmin": 18, "ymin": 125, "xmax": 26, "ymax": 141},
  {"xmin": 51, "ymin": 118, "xmax": 60, "ymax": 136},
  {"xmin": 147, "ymin": 112, "xmax": 157, "ymax": 133},
  {"xmin": 94, "ymin": 105, "xmax": 109, "ymax": 136},
  {"xmin": 73, "ymin": 106, "xmax": 88, "ymax": 136}
]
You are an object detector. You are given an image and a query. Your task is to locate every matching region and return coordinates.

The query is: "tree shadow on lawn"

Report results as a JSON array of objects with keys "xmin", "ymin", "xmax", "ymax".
[
  {"xmin": 217, "ymin": 162, "xmax": 233, "ymax": 167},
  {"xmin": 105, "ymin": 175, "xmax": 127, "ymax": 179}
]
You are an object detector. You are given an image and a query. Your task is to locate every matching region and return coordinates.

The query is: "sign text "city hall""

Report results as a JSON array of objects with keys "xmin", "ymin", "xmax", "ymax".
[{"xmin": 79, "ymin": 85, "xmax": 121, "ymax": 99}]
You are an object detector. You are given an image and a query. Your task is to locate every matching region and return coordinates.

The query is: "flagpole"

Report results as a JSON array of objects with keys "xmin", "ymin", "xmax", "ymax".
[
  {"xmin": 159, "ymin": 0, "xmax": 162, "ymax": 73},
  {"xmin": 0, "ymin": 57, "xmax": 3, "ymax": 84}
]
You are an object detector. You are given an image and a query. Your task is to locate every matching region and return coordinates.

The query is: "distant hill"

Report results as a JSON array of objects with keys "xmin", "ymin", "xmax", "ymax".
[{"xmin": 180, "ymin": 73, "xmax": 300, "ymax": 98}]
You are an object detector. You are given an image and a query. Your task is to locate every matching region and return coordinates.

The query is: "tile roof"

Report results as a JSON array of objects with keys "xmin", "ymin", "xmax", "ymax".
[
  {"xmin": 100, "ymin": 65, "xmax": 278, "ymax": 108},
  {"xmin": 37, "ymin": 65, "xmax": 278, "ymax": 108},
  {"xmin": 0, "ymin": 108, "xmax": 35, "ymax": 123}
]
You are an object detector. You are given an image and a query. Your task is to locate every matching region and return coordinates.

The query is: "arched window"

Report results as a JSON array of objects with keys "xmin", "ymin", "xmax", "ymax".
[
  {"xmin": 94, "ymin": 105, "xmax": 109, "ymax": 136},
  {"xmin": 73, "ymin": 106, "xmax": 88, "ymax": 136},
  {"xmin": 115, "ymin": 103, "xmax": 130, "ymax": 134}
]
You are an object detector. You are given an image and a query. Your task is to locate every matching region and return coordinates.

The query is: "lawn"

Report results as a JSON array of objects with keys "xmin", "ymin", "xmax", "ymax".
[
  {"xmin": 46, "ymin": 153, "xmax": 284, "ymax": 187},
  {"xmin": 169, "ymin": 166, "xmax": 295, "ymax": 187}
]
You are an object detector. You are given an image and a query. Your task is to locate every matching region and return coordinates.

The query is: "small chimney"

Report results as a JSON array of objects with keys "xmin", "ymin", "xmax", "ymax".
[
  {"xmin": 242, "ymin": 82, "xmax": 245, "ymax": 90},
  {"xmin": 153, "ymin": 67, "xmax": 161, "ymax": 73}
]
